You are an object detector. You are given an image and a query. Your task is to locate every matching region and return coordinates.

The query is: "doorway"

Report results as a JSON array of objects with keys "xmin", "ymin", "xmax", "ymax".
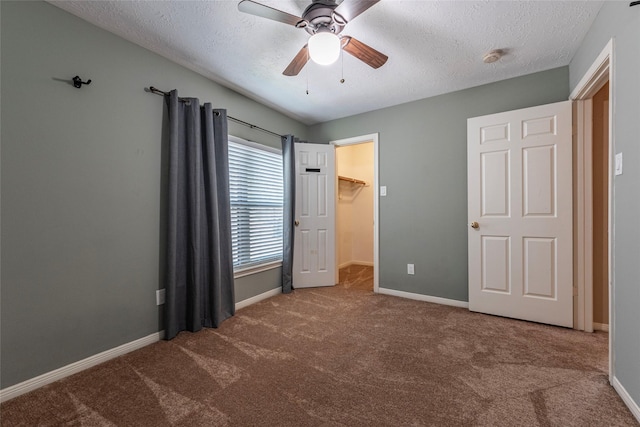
[
  {"xmin": 336, "ymin": 142, "xmax": 374, "ymax": 290},
  {"xmin": 331, "ymin": 134, "xmax": 379, "ymax": 292},
  {"xmin": 570, "ymin": 38, "xmax": 613, "ymax": 380}
]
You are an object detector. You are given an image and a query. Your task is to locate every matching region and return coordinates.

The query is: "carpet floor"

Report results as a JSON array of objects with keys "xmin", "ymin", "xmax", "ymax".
[{"xmin": 1, "ymin": 265, "xmax": 637, "ymax": 426}]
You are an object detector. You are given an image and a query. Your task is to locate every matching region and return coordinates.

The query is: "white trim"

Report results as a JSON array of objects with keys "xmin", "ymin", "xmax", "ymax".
[
  {"xmin": 235, "ymin": 287, "xmax": 281, "ymax": 310},
  {"xmin": 338, "ymin": 261, "xmax": 374, "ymax": 269},
  {"xmin": 593, "ymin": 322, "xmax": 609, "ymax": 332},
  {"xmin": 234, "ymin": 260, "xmax": 282, "ymax": 279},
  {"xmin": 378, "ymin": 287, "xmax": 469, "ymax": 309},
  {"xmin": 574, "ymin": 99, "xmax": 595, "ymax": 333},
  {"xmin": 331, "ymin": 133, "xmax": 380, "ymax": 293},
  {"xmin": 570, "ymin": 39, "xmax": 612, "ymax": 101},
  {"xmin": 570, "ymin": 38, "xmax": 614, "ymax": 383},
  {"xmin": 612, "ymin": 377, "xmax": 640, "ymax": 423},
  {"xmin": 605, "ymin": 53, "xmax": 614, "ymax": 384},
  {"xmin": 0, "ymin": 331, "xmax": 163, "ymax": 403},
  {"xmin": 228, "ymin": 134, "xmax": 281, "ymax": 154},
  {"xmin": 352, "ymin": 261, "xmax": 374, "ymax": 267}
]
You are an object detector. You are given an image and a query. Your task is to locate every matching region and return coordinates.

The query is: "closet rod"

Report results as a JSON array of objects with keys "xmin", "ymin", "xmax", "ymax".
[
  {"xmin": 338, "ymin": 175, "xmax": 366, "ymax": 185},
  {"xmin": 147, "ymin": 86, "xmax": 284, "ymax": 138}
]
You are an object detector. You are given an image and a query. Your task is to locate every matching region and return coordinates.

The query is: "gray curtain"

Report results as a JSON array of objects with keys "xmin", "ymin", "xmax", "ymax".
[
  {"xmin": 281, "ymin": 135, "xmax": 296, "ymax": 294},
  {"xmin": 164, "ymin": 90, "xmax": 235, "ymax": 340}
]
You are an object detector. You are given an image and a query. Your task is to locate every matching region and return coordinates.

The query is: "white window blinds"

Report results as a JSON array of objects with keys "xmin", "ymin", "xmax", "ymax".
[{"xmin": 228, "ymin": 137, "xmax": 283, "ymax": 270}]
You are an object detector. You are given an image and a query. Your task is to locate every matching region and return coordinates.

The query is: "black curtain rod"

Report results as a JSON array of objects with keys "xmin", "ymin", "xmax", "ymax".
[{"xmin": 147, "ymin": 86, "xmax": 284, "ymax": 138}]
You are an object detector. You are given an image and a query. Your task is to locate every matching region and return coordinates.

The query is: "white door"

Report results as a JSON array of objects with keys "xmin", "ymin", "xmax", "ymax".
[
  {"xmin": 293, "ymin": 143, "xmax": 336, "ymax": 288},
  {"xmin": 467, "ymin": 101, "xmax": 573, "ymax": 327}
]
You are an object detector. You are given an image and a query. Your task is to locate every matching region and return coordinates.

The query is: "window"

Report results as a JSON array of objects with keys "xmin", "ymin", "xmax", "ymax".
[{"xmin": 228, "ymin": 136, "xmax": 283, "ymax": 274}]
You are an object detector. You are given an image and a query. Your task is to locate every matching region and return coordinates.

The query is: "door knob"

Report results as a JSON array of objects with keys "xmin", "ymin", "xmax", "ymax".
[
  {"xmin": 294, "ymin": 220, "xmax": 300, "ymax": 227},
  {"xmin": 470, "ymin": 221, "xmax": 479, "ymax": 229}
]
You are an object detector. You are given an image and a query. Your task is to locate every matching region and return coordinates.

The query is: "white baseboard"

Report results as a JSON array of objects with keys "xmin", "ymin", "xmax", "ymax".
[
  {"xmin": 338, "ymin": 261, "xmax": 374, "ymax": 269},
  {"xmin": 0, "ymin": 331, "xmax": 163, "ymax": 403},
  {"xmin": 593, "ymin": 322, "xmax": 609, "ymax": 332},
  {"xmin": 612, "ymin": 376, "xmax": 640, "ymax": 423},
  {"xmin": 352, "ymin": 261, "xmax": 374, "ymax": 267},
  {"xmin": 235, "ymin": 287, "xmax": 281, "ymax": 310},
  {"xmin": 0, "ymin": 288, "xmax": 283, "ymax": 403},
  {"xmin": 377, "ymin": 287, "xmax": 469, "ymax": 309}
]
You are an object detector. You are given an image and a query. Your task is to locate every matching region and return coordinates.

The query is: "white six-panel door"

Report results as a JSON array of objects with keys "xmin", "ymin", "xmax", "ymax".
[
  {"xmin": 293, "ymin": 143, "xmax": 336, "ymax": 288},
  {"xmin": 467, "ymin": 101, "xmax": 573, "ymax": 327}
]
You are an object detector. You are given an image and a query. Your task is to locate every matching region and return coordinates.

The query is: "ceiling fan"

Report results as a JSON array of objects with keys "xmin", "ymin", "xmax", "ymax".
[{"xmin": 238, "ymin": 0, "xmax": 388, "ymax": 76}]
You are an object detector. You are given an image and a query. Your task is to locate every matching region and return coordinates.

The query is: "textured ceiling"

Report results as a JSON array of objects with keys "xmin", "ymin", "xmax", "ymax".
[{"xmin": 49, "ymin": 0, "xmax": 603, "ymax": 125}]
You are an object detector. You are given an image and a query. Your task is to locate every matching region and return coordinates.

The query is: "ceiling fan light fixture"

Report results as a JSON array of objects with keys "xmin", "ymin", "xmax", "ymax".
[{"xmin": 308, "ymin": 32, "xmax": 341, "ymax": 65}]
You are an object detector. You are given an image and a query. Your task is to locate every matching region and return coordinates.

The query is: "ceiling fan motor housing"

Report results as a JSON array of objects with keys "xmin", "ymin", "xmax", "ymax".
[{"xmin": 300, "ymin": 0, "xmax": 345, "ymax": 35}]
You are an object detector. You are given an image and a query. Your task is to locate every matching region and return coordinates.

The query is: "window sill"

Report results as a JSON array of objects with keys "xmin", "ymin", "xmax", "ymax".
[{"xmin": 234, "ymin": 260, "xmax": 283, "ymax": 279}]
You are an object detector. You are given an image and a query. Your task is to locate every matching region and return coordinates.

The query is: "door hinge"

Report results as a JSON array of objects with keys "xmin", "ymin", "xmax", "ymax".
[{"xmin": 573, "ymin": 286, "xmax": 579, "ymax": 296}]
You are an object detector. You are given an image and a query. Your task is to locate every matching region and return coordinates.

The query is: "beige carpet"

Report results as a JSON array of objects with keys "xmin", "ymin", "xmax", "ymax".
[{"xmin": 1, "ymin": 265, "xmax": 637, "ymax": 426}]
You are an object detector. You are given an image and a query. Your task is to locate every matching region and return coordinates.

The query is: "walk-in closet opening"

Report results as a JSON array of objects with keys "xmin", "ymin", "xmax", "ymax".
[{"xmin": 336, "ymin": 142, "xmax": 374, "ymax": 291}]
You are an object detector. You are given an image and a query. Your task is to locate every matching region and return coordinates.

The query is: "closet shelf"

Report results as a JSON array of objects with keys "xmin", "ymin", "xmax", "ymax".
[{"xmin": 338, "ymin": 175, "xmax": 366, "ymax": 185}]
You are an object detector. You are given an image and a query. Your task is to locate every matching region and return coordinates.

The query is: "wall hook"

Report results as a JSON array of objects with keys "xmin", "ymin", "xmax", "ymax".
[{"xmin": 72, "ymin": 76, "xmax": 92, "ymax": 89}]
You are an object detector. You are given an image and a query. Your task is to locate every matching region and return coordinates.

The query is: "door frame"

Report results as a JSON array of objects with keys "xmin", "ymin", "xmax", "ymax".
[
  {"xmin": 330, "ymin": 133, "xmax": 379, "ymax": 292},
  {"xmin": 570, "ymin": 38, "xmax": 614, "ymax": 380}
]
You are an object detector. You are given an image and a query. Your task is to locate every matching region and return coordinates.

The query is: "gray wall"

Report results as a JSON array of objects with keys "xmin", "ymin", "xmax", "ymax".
[
  {"xmin": 0, "ymin": 1, "xmax": 306, "ymax": 389},
  {"xmin": 309, "ymin": 67, "xmax": 569, "ymax": 302},
  {"xmin": 569, "ymin": 1, "xmax": 640, "ymax": 409},
  {"xmin": 4, "ymin": 2, "xmax": 637, "ymax": 415}
]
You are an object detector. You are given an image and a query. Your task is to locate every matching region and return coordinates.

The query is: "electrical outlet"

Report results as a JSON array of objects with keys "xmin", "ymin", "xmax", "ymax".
[
  {"xmin": 407, "ymin": 264, "xmax": 415, "ymax": 275},
  {"xmin": 156, "ymin": 289, "xmax": 166, "ymax": 305}
]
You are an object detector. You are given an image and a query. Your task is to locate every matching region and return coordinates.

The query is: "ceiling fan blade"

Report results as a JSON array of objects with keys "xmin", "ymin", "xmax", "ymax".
[
  {"xmin": 283, "ymin": 45, "xmax": 309, "ymax": 76},
  {"xmin": 342, "ymin": 36, "xmax": 388, "ymax": 69},
  {"xmin": 238, "ymin": 0, "xmax": 304, "ymax": 26},
  {"xmin": 333, "ymin": 0, "xmax": 380, "ymax": 24}
]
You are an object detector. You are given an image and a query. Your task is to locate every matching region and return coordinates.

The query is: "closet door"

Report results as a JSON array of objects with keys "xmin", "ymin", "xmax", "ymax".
[{"xmin": 293, "ymin": 143, "xmax": 336, "ymax": 288}]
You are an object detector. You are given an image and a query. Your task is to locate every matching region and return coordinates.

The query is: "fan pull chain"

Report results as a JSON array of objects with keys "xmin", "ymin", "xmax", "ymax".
[
  {"xmin": 306, "ymin": 48, "xmax": 310, "ymax": 95},
  {"xmin": 340, "ymin": 48, "xmax": 345, "ymax": 84}
]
